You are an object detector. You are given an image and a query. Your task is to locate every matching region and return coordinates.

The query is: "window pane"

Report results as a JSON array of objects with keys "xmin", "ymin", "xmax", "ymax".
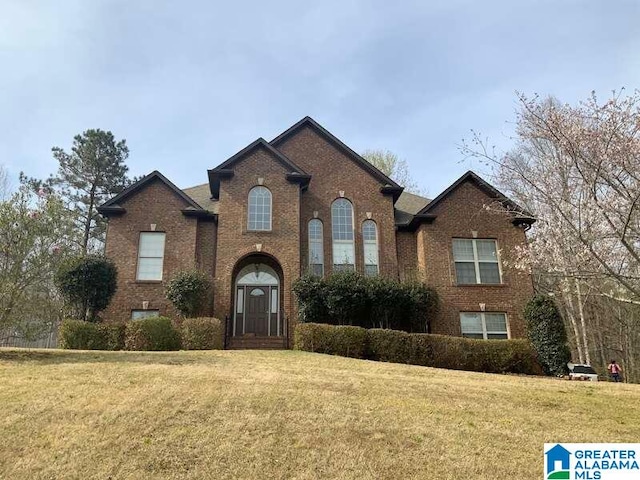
[
  {"xmin": 271, "ymin": 288, "xmax": 278, "ymax": 314},
  {"xmin": 248, "ymin": 186, "xmax": 272, "ymax": 231},
  {"xmin": 139, "ymin": 233, "xmax": 166, "ymax": 257},
  {"xmin": 452, "ymin": 239, "xmax": 474, "ymax": 261},
  {"xmin": 131, "ymin": 310, "xmax": 159, "ymax": 320},
  {"xmin": 310, "ymin": 263, "xmax": 324, "ymax": 277},
  {"xmin": 333, "ymin": 264, "xmax": 355, "ymax": 272},
  {"xmin": 455, "ymin": 262, "xmax": 477, "ymax": 284},
  {"xmin": 462, "ymin": 333, "xmax": 484, "ymax": 339},
  {"xmin": 364, "ymin": 264, "xmax": 379, "ymax": 277},
  {"xmin": 333, "ymin": 241, "xmax": 355, "ymax": 266},
  {"xmin": 487, "ymin": 333, "xmax": 508, "ymax": 340},
  {"xmin": 309, "ymin": 219, "xmax": 323, "ymax": 241},
  {"xmin": 331, "ymin": 199, "xmax": 354, "ymax": 241},
  {"xmin": 364, "ymin": 242, "xmax": 378, "ymax": 266},
  {"xmin": 476, "ymin": 240, "xmax": 498, "ymax": 261},
  {"xmin": 485, "ymin": 313, "xmax": 507, "ymax": 332},
  {"xmin": 362, "ymin": 220, "xmax": 377, "ymax": 241},
  {"xmin": 460, "ymin": 313, "xmax": 483, "ymax": 333},
  {"xmin": 137, "ymin": 257, "xmax": 163, "ymax": 280},
  {"xmin": 479, "ymin": 263, "xmax": 501, "ymax": 284},
  {"xmin": 236, "ymin": 288, "xmax": 244, "ymax": 314}
]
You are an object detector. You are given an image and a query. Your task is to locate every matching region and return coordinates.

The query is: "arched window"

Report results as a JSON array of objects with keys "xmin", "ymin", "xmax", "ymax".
[
  {"xmin": 308, "ymin": 219, "xmax": 324, "ymax": 277},
  {"xmin": 331, "ymin": 198, "xmax": 355, "ymax": 272},
  {"xmin": 362, "ymin": 220, "xmax": 379, "ymax": 276},
  {"xmin": 247, "ymin": 186, "xmax": 272, "ymax": 231}
]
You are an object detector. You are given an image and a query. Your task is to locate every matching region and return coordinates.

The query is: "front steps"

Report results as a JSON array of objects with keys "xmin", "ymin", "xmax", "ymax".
[{"xmin": 227, "ymin": 335, "xmax": 287, "ymax": 350}]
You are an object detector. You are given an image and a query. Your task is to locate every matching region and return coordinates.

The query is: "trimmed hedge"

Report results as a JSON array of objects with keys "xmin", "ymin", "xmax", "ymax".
[
  {"xmin": 181, "ymin": 317, "xmax": 223, "ymax": 350},
  {"xmin": 294, "ymin": 323, "xmax": 368, "ymax": 359},
  {"xmin": 294, "ymin": 323, "xmax": 543, "ymax": 375},
  {"xmin": 124, "ymin": 316, "xmax": 181, "ymax": 351},
  {"xmin": 59, "ymin": 319, "xmax": 125, "ymax": 350}
]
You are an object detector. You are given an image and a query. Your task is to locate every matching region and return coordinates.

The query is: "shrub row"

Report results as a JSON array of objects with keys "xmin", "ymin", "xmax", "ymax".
[
  {"xmin": 60, "ymin": 317, "xmax": 223, "ymax": 351},
  {"xmin": 293, "ymin": 272, "xmax": 439, "ymax": 332},
  {"xmin": 294, "ymin": 323, "xmax": 543, "ymax": 375},
  {"xmin": 59, "ymin": 320, "xmax": 126, "ymax": 350}
]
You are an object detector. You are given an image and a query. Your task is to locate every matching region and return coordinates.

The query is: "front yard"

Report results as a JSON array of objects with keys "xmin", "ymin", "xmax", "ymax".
[{"xmin": 1, "ymin": 348, "xmax": 638, "ymax": 479}]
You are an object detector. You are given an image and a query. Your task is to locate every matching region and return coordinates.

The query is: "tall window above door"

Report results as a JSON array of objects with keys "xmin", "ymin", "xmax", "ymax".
[
  {"xmin": 452, "ymin": 238, "xmax": 501, "ymax": 285},
  {"xmin": 308, "ymin": 219, "xmax": 324, "ymax": 277},
  {"xmin": 362, "ymin": 220, "xmax": 379, "ymax": 276},
  {"xmin": 137, "ymin": 232, "xmax": 166, "ymax": 281},
  {"xmin": 331, "ymin": 198, "xmax": 355, "ymax": 272},
  {"xmin": 248, "ymin": 186, "xmax": 272, "ymax": 231}
]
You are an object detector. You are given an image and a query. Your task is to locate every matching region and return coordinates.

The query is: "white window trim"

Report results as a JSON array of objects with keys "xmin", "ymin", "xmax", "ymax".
[
  {"xmin": 136, "ymin": 232, "xmax": 166, "ymax": 281},
  {"xmin": 247, "ymin": 186, "xmax": 272, "ymax": 231},
  {"xmin": 453, "ymin": 238, "xmax": 503, "ymax": 285},
  {"xmin": 362, "ymin": 220, "xmax": 379, "ymax": 276},
  {"xmin": 308, "ymin": 219, "xmax": 324, "ymax": 277},
  {"xmin": 460, "ymin": 312, "xmax": 510, "ymax": 339},
  {"xmin": 331, "ymin": 198, "xmax": 355, "ymax": 270}
]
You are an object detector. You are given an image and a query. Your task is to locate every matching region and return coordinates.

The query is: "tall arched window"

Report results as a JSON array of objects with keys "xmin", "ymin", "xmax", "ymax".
[
  {"xmin": 247, "ymin": 186, "xmax": 272, "ymax": 231},
  {"xmin": 331, "ymin": 198, "xmax": 355, "ymax": 272},
  {"xmin": 362, "ymin": 220, "xmax": 379, "ymax": 276},
  {"xmin": 308, "ymin": 219, "xmax": 324, "ymax": 277}
]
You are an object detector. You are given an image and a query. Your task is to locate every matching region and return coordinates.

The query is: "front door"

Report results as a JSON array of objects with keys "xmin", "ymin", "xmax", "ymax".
[{"xmin": 245, "ymin": 287, "xmax": 268, "ymax": 335}]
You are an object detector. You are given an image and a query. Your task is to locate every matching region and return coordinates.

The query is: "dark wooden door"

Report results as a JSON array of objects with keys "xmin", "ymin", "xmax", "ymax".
[{"xmin": 245, "ymin": 287, "xmax": 268, "ymax": 335}]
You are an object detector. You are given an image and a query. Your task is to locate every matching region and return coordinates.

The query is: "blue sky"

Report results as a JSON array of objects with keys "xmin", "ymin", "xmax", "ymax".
[{"xmin": 1, "ymin": 0, "xmax": 639, "ymax": 197}]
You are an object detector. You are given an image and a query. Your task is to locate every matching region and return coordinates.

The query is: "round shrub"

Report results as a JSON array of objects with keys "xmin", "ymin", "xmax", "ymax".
[
  {"xmin": 165, "ymin": 270, "xmax": 211, "ymax": 318},
  {"xmin": 125, "ymin": 316, "xmax": 181, "ymax": 351},
  {"xmin": 181, "ymin": 317, "xmax": 223, "ymax": 350},
  {"xmin": 55, "ymin": 255, "xmax": 118, "ymax": 322}
]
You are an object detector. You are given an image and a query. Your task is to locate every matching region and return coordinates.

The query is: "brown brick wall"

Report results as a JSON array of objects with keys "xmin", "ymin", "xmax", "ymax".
[
  {"xmin": 276, "ymin": 126, "xmax": 399, "ymax": 278},
  {"xmin": 396, "ymin": 231, "xmax": 419, "ymax": 281},
  {"xmin": 411, "ymin": 181, "xmax": 534, "ymax": 338},
  {"xmin": 103, "ymin": 179, "xmax": 199, "ymax": 321},
  {"xmin": 212, "ymin": 146, "xmax": 301, "ymax": 345}
]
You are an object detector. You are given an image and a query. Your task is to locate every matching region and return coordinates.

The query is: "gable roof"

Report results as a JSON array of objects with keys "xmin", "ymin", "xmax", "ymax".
[
  {"xmin": 98, "ymin": 170, "xmax": 216, "ymax": 220},
  {"xmin": 207, "ymin": 138, "xmax": 311, "ymax": 199},
  {"xmin": 396, "ymin": 171, "xmax": 536, "ymax": 231},
  {"xmin": 270, "ymin": 116, "xmax": 404, "ymax": 200},
  {"xmin": 418, "ymin": 171, "xmax": 534, "ymax": 218}
]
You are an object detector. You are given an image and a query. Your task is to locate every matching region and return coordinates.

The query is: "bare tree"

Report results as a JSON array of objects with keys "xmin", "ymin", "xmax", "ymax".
[
  {"xmin": 462, "ymin": 90, "xmax": 640, "ymax": 381},
  {"xmin": 361, "ymin": 149, "xmax": 426, "ymax": 195}
]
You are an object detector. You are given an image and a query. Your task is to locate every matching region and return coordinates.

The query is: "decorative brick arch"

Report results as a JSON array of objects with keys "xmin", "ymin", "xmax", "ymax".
[{"xmin": 229, "ymin": 253, "xmax": 285, "ymax": 339}]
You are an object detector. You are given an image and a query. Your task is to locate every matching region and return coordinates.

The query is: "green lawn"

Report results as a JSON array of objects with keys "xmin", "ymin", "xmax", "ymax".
[{"xmin": 1, "ymin": 348, "xmax": 638, "ymax": 479}]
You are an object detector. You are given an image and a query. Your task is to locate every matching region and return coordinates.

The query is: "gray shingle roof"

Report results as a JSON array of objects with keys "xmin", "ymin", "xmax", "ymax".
[{"xmin": 182, "ymin": 183, "xmax": 219, "ymax": 214}]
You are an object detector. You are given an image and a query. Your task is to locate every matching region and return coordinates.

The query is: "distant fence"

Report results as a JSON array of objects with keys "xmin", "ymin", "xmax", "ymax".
[{"xmin": 0, "ymin": 322, "xmax": 59, "ymax": 349}]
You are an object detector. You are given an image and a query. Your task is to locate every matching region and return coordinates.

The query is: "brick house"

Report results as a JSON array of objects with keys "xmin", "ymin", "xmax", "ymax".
[{"xmin": 98, "ymin": 117, "xmax": 535, "ymax": 348}]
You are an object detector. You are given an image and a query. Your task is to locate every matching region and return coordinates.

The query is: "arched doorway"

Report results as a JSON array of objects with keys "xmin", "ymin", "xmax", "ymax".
[{"xmin": 232, "ymin": 258, "xmax": 282, "ymax": 337}]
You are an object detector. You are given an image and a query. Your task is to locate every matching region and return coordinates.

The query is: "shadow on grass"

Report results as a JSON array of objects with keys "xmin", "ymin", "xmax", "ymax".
[{"xmin": 0, "ymin": 348, "xmax": 234, "ymax": 366}]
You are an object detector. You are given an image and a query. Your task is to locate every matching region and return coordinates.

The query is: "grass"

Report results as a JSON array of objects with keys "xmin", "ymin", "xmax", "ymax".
[{"xmin": 1, "ymin": 348, "xmax": 639, "ymax": 480}]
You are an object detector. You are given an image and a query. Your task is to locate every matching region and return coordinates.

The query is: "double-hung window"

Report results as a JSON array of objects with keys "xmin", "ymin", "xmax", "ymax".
[
  {"xmin": 137, "ymin": 232, "xmax": 166, "ymax": 281},
  {"xmin": 452, "ymin": 238, "xmax": 501, "ymax": 284},
  {"xmin": 460, "ymin": 312, "xmax": 509, "ymax": 339}
]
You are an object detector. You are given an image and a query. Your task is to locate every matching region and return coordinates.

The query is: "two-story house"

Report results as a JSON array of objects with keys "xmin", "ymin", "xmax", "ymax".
[{"xmin": 98, "ymin": 117, "xmax": 535, "ymax": 348}]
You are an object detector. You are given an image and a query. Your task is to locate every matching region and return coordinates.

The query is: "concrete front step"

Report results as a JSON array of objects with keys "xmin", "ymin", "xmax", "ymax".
[{"xmin": 227, "ymin": 336, "xmax": 287, "ymax": 350}]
